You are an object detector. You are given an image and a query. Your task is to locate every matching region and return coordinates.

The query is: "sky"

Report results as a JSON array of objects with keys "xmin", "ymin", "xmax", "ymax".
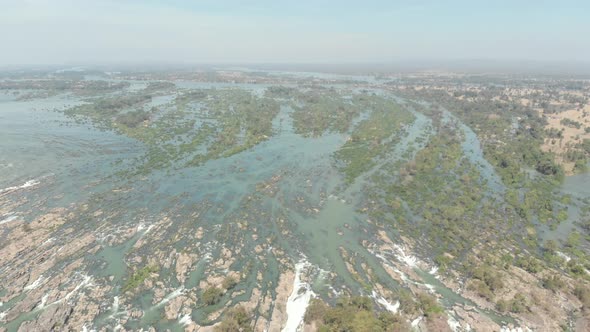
[{"xmin": 0, "ymin": 0, "xmax": 589, "ymax": 65}]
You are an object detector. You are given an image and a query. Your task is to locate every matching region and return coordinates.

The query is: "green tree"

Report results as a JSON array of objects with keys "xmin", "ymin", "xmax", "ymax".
[
  {"xmin": 215, "ymin": 306, "xmax": 253, "ymax": 332},
  {"xmin": 202, "ymin": 287, "xmax": 223, "ymax": 306},
  {"xmin": 222, "ymin": 276, "xmax": 238, "ymax": 290}
]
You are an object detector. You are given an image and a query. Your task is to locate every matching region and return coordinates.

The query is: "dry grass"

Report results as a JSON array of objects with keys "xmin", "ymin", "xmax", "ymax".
[{"xmin": 540, "ymin": 104, "xmax": 590, "ymax": 174}]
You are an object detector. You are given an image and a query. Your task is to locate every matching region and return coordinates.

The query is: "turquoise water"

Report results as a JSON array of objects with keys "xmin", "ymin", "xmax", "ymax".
[
  {"xmin": 539, "ymin": 172, "xmax": 590, "ymax": 243},
  {"xmin": 0, "ymin": 92, "xmax": 142, "ymax": 215}
]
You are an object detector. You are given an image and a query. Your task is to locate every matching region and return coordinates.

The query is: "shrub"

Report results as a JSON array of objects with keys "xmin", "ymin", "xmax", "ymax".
[
  {"xmin": 378, "ymin": 312, "xmax": 410, "ymax": 332},
  {"xmin": 304, "ymin": 299, "xmax": 329, "ymax": 323},
  {"xmin": 304, "ymin": 296, "xmax": 408, "ymax": 332},
  {"xmin": 468, "ymin": 264, "xmax": 504, "ymax": 300},
  {"xmin": 542, "ymin": 275, "xmax": 565, "ymax": 292},
  {"xmin": 202, "ymin": 287, "xmax": 223, "ymax": 305},
  {"xmin": 560, "ymin": 118, "xmax": 582, "ymax": 129},
  {"xmin": 116, "ymin": 109, "xmax": 150, "ymax": 128},
  {"xmin": 567, "ymin": 260, "xmax": 586, "ymax": 276},
  {"xmin": 468, "ymin": 280, "xmax": 493, "ymax": 300},
  {"xmin": 496, "ymin": 299, "xmax": 509, "ymax": 312},
  {"xmin": 515, "ymin": 256, "xmax": 542, "ymax": 274},
  {"xmin": 123, "ymin": 265, "xmax": 158, "ymax": 292},
  {"xmin": 417, "ymin": 293, "xmax": 443, "ymax": 317},
  {"xmin": 215, "ymin": 306, "xmax": 252, "ymax": 332},
  {"xmin": 510, "ymin": 294, "xmax": 528, "ymax": 313},
  {"xmin": 574, "ymin": 284, "xmax": 590, "ymax": 307},
  {"xmin": 222, "ymin": 276, "xmax": 238, "ymax": 290}
]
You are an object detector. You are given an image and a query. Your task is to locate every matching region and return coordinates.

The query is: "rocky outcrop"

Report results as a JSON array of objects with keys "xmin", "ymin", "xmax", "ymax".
[
  {"xmin": 164, "ymin": 296, "xmax": 185, "ymax": 320},
  {"xmin": 175, "ymin": 252, "xmax": 195, "ymax": 284},
  {"xmin": 17, "ymin": 303, "xmax": 73, "ymax": 332},
  {"xmin": 267, "ymin": 269, "xmax": 295, "ymax": 332}
]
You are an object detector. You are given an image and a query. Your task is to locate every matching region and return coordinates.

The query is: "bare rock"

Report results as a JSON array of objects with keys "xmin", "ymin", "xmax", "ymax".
[
  {"xmin": 175, "ymin": 252, "xmax": 194, "ymax": 283},
  {"xmin": 425, "ymin": 314, "xmax": 452, "ymax": 332},
  {"xmin": 18, "ymin": 303, "xmax": 73, "ymax": 332},
  {"xmin": 267, "ymin": 269, "xmax": 295, "ymax": 332},
  {"xmin": 130, "ymin": 309, "xmax": 143, "ymax": 319}
]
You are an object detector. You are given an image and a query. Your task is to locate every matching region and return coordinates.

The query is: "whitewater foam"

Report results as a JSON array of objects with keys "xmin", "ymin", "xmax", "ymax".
[
  {"xmin": 392, "ymin": 244, "xmax": 418, "ymax": 267},
  {"xmin": 37, "ymin": 294, "xmax": 49, "ymax": 309},
  {"xmin": 500, "ymin": 327, "xmax": 530, "ymax": 332},
  {"xmin": 429, "ymin": 266, "xmax": 439, "ymax": 276},
  {"xmin": 29, "ymin": 274, "xmax": 92, "ymax": 314},
  {"xmin": 371, "ymin": 291, "xmax": 400, "ymax": 313},
  {"xmin": 137, "ymin": 223, "xmax": 155, "ymax": 233},
  {"xmin": 372, "ymin": 251, "xmax": 410, "ymax": 282},
  {"xmin": 108, "ymin": 296, "xmax": 127, "ymax": 320},
  {"xmin": 0, "ymin": 179, "xmax": 40, "ymax": 195},
  {"xmin": 424, "ymin": 283, "xmax": 436, "ymax": 293},
  {"xmin": 556, "ymin": 251, "xmax": 571, "ymax": 263},
  {"xmin": 154, "ymin": 287, "xmax": 185, "ymax": 308},
  {"xmin": 447, "ymin": 311, "xmax": 461, "ymax": 332},
  {"xmin": 411, "ymin": 316, "xmax": 423, "ymax": 327},
  {"xmin": 24, "ymin": 275, "xmax": 46, "ymax": 291},
  {"xmin": 81, "ymin": 324, "xmax": 97, "ymax": 332},
  {"xmin": 63, "ymin": 275, "xmax": 93, "ymax": 301},
  {"xmin": 42, "ymin": 238, "xmax": 55, "ymax": 245},
  {"xmin": 0, "ymin": 215, "xmax": 18, "ymax": 225},
  {"xmin": 179, "ymin": 313, "xmax": 193, "ymax": 326},
  {"xmin": 112, "ymin": 296, "xmax": 119, "ymax": 313},
  {"xmin": 282, "ymin": 259, "xmax": 315, "ymax": 332}
]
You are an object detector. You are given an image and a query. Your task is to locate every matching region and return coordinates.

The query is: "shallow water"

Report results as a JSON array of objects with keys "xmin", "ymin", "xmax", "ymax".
[{"xmin": 539, "ymin": 171, "xmax": 590, "ymax": 243}]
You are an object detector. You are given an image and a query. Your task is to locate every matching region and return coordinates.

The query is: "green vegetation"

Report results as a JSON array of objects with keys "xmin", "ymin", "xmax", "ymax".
[
  {"xmin": 515, "ymin": 256, "xmax": 543, "ymax": 274},
  {"xmin": 202, "ymin": 286, "xmax": 224, "ymax": 305},
  {"xmin": 416, "ymin": 292, "xmax": 444, "ymax": 317},
  {"xmin": 0, "ymin": 79, "xmax": 130, "ymax": 99},
  {"xmin": 264, "ymin": 86, "xmax": 298, "ymax": 99},
  {"xmin": 185, "ymin": 89, "xmax": 280, "ymax": 164},
  {"xmin": 388, "ymin": 87, "xmax": 583, "ymax": 275},
  {"xmin": 496, "ymin": 293, "xmax": 529, "ymax": 313},
  {"xmin": 574, "ymin": 284, "xmax": 590, "ymax": 308},
  {"xmin": 367, "ymin": 126, "xmax": 495, "ymax": 259},
  {"xmin": 560, "ymin": 118, "xmax": 582, "ymax": 129},
  {"xmin": 399, "ymin": 87, "xmax": 565, "ymax": 184},
  {"xmin": 509, "ymin": 293, "xmax": 529, "ymax": 313},
  {"xmin": 116, "ymin": 109, "xmax": 151, "ymax": 128},
  {"xmin": 215, "ymin": 306, "xmax": 253, "ymax": 332},
  {"xmin": 290, "ymin": 90, "xmax": 364, "ymax": 137},
  {"xmin": 546, "ymin": 127, "xmax": 564, "ymax": 139},
  {"xmin": 62, "ymin": 86, "xmax": 280, "ymax": 174},
  {"xmin": 334, "ymin": 97, "xmax": 414, "ymax": 182},
  {"xmin": 541, "ymin": 275, "xmax": 566, "ymax": 292},
  {"xmin": 123, "ymin": 265, "xmax": 159, "ymax": 292},
  {"xmin": 222, "ymin": 276, "xmax": 237, "ymax": 290},
  {"xmin": 304, "ymin": 296, "xmax": 409, "ymax": 332},
  {"xmin": 568, "ymin": 139, "xmax": 590, "ymax": 173},
  {"xmin": 467, "ymin": 264, "xmax": 504, "ymax": 300},
  {"xmin": 64, "ymin": 93, "xmax": 153, "ymax": 128}
]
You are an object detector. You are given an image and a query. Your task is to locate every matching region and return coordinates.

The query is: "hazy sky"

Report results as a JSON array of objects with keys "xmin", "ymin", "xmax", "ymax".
[{"xmin": 1, "ymin": 0, "xmax": 589, "ymax": 65}]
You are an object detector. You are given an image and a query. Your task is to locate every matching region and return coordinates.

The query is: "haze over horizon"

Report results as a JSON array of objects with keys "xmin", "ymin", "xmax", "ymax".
[{"xmin": 1, "ymin": 0, "xmax": 589, "ymax": 66}]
